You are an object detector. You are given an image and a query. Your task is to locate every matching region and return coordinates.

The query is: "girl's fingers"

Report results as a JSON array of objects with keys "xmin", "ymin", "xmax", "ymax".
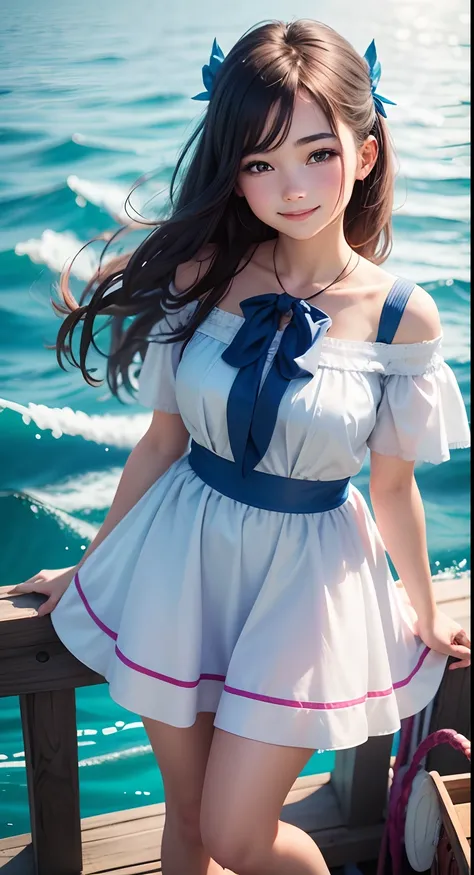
[
  {"xmin": 449, "ymin": 657, "xmax": 471, "ymax": 670},
  {"xmin": 7, "ymin": 579, "xmax": 44, "ymax": 595},
  {"xmin": 454, "ymin": 629, "xmax": 471, "ymax": 648},
  {"xmin": 448, "ymin": 643, "xmax": 471, "ymax": 660},
  {"xmin": 37, "ymin": 597, "xmax": 58, "ymax": 617}
]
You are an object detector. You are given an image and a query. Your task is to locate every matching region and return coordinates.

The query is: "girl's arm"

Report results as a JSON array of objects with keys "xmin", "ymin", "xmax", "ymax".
[
  {"xmin": 8, "ymin": 410, "xmax": 190, "ymax": 613},
  {"xmin": 369, "ymin": 452, "xmax": 471, "ymax": 669},
  {"xmin": 75, "ymin": 409, "xmax": 189, "ymax": 571}
]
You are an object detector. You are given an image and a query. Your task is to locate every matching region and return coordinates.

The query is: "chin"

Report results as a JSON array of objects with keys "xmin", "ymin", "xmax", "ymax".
[{"xmin": 278, "ymin": 224, "xmax": 325, "ymax": 241}]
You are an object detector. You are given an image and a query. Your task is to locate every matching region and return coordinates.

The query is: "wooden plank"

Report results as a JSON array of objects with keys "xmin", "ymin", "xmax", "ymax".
[
  {"xmin": 20, "ymin": 690, "xmax": 82, "ymax": 875},
  {"xmin": 429, "ymin": 771, "xmax": 471, "ymax": 875},
  {"xmin": 442, "ymin": 774, "xmax": 471, "ymax": 804},
  {"xmin": 0, "ymin": 846, "xmax": 34, "ymax": 875},
  {"xmin": 431, "ymin": 574, "xmax": 471, "ymax": 606},
  {"xmin": 454, "ymin": 803, "xmax": 471, "ymax": 841},
  {"xmin": 0, "ymin": 589, "xmax": 103, "ymax": 696},
  {"xmin": 331, "ymin": 735, "xmax": 393, "ymax": 827},
  {"xmin": 437, "ymin": 600, "xmax": 471, "ymax": 626},
  {"xmin": 0, "ymin": 775, "xmax": 385, "ymax": 872},
  {"xmin": 93, "ymin": 866, "xmax": 162, "ymax": 875}
]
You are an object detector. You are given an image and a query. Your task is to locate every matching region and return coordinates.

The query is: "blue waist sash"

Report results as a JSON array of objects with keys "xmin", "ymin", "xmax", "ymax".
[{"xmin": 188, "ymin": 440, "xmax": 350, "ymax": 514}]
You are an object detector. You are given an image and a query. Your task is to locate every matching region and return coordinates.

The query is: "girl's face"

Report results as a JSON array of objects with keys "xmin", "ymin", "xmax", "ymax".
[{"xmin": 235, "ymin": 91, "xmax": 377, "ymax": 239}]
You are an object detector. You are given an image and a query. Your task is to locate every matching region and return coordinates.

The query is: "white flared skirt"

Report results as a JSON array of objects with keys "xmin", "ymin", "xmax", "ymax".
[{"xmin": 51, "ymin": 454, "xmax": 447, "ymax": 750}]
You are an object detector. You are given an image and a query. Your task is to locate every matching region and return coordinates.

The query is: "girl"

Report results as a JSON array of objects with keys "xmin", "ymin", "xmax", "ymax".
[{"xmin": 10, "ymin": 18, "xmax": 471, "ymax": 875}]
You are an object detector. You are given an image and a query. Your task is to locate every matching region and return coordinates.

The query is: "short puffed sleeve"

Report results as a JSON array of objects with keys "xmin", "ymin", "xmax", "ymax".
[
  {"xmin": 137, "ymin": 300, "xmax": 197, "ymax": 413},
  {"xmin": 367, "ymin": 339, "xmax": 470, "ymax": 464}
]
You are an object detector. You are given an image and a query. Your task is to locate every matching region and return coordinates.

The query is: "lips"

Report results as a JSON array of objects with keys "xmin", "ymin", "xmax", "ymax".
[
  {"xmin": 280, "ymin": 207, "xmax": 317, "ymax": 216},
  {"xmin": 278, "ymin": 206, "xmax": 320, "ymax": 220}
]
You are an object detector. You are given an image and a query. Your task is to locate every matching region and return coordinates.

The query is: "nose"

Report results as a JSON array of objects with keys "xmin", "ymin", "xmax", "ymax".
[{"xmin": 281, "ymin": 182, "xmax": 307, "ymax": 202}]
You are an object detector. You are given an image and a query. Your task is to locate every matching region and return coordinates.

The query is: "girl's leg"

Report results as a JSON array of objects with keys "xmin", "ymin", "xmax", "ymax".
[
  {"xmin": 142, "ymin": 712, "xmax": 224, "ymax": 875},
  {"xmin": 200, "ymin": 728, "xmax": 331, "ymax": 875}
]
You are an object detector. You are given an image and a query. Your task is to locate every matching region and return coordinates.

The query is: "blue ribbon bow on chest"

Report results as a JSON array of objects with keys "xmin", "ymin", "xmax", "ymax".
[{"xmin": 221, "ymin": 292, "xmax": 332, "ymax": 477}]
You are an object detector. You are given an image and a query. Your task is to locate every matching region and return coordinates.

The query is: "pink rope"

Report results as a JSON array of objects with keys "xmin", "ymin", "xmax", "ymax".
[{"xmin": 378, "ymin": 725, "xmax": 471, "ymax": 875}]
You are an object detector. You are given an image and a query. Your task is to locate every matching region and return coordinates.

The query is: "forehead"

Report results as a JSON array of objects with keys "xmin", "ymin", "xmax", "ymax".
[
  {"xmin": 258, "ymin": 92, "xmax": 329, "ymax": 143},
  {"xmin": 258, "ymin": 91, "xmax": 352, "ymax": 152}
]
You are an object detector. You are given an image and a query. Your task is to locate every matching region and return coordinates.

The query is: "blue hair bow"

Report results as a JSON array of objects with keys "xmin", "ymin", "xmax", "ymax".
[
  {"xmin": 191, "ymin": 38, "xmax": 225, "ymax": 101},
  {"xmin": 192, "ymin": 36, "xmax": 396, "ymax": 118},
  {"xmin": 363, "ymin": 39, "xmax": 396, "ymax": 118}
]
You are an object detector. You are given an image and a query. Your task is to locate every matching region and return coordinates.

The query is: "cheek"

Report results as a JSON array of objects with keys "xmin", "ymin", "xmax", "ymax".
[
  {"xmin": 317, "ymin": 162, "xmax": 342, "ymax": 194},
  {"xmin": 238, "ymin": 175, "xmax": 273, "ymax": 213},
  {"xmin": 320, "ymin": 158, "xmax": 355, "ymax": 208}
]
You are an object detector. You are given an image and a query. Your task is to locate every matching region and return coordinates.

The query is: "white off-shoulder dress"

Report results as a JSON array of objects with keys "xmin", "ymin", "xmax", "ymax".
[{"xmin": 51, "ymin": 279, "xmax": 470, "ymax": 750}]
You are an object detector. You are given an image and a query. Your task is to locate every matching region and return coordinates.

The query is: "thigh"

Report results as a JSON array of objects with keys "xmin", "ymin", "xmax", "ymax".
[
  {"xmin": 200, "ymin": 727, "xmax": 315, "ymax": 856},
  {"xmin": 142, "ymin": 711, "xmax": 216, "ymax": 811}
]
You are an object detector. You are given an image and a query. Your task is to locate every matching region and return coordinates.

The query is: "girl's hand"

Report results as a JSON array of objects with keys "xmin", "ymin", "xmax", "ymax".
[
  {"xmin": 415, "ymin": 609, "xmax": 471, "ymax": 670},
  {"xmin": 7, "ymin": 567, "xmax": 77, "ymax": 616}
]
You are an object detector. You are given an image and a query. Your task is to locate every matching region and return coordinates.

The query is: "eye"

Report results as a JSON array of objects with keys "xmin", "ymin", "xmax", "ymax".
[
  {"xmin": 242, "ymin": 149, "xmax": 337, "ymax": 174},
  {"xmin": 242, "ymin": 160, "xmax": 273, "ymax": 174},
  {"xmin": 308, "ymin": 149, "xmax": 336, "ymax": 164}
]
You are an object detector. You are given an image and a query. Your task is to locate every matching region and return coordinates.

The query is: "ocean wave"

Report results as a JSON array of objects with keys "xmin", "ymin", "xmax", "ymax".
[
  {"xmin": 0, "ymin": 491, "xmax": 96, "ymax": 587},
  {"xmin": 0, "ymin": 397, "xmax": 148, "ymax": 446},
  {"xmin": 119, "ymin": 91, "xmax": 184, "ymax": 108},
  {"xmin": 15, "ymin": 134, "xmax": 134, "ymax": 168},
  {"xmin": 14, "ymin": 229, "xmax": 112, "ymax": 281},
  {"xmin": 78, "ymin": 745, "xmax": 152, "ymax": 768},
  {"xmin": 71, "ymin": 54, "xmax": 127, "ymax": 65},
  {"xmin": 0, "ymin": 125, "xmax": 48, "ymax": 145},
  {"xmin": 67, "ymin": 174, "xmax": 150, "ymax": 225},
  {"xmin": 27, "ymin": 469, "xmax": 123, "ymax": 513},
  {"xmin": 395, "ymin": 195, "xmax": 469, "ymax": 223},
  {"xmin": 0, "ymin": 743, "xmax": 152, "ymax": 770}
]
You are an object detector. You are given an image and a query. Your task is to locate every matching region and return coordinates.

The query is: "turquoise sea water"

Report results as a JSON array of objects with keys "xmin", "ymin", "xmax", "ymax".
[{"xmin": 0, "ymin": 0, "xmax": 470, "ymax": 842}]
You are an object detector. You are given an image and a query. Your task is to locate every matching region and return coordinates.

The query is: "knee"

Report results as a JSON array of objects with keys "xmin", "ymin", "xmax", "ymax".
[
  {"xmin": 200, "ymin": 816, "xmax": 269, "ymax": 873},
  {"xmin": 166, "ymin": 799, "xmax": 204, "ymax": 847}
]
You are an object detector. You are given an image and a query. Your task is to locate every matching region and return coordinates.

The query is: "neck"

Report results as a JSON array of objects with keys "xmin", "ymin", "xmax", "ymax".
[{"xmin": 274, "ymin": 218, "xmax": 355, "ymax": 296}]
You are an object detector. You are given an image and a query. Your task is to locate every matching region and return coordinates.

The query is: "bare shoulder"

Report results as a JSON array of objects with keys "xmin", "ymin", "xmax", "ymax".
[
  {"xmin": 173, "ymin": 244, "xmax": 218, "ymax": 296},
  {"xmin": 394, "ymin": 284, "xmax": 442, "ymax": 343},
  {"xmin": 353, "ymin": 260, "xmax": 442, "ymax": 343}
]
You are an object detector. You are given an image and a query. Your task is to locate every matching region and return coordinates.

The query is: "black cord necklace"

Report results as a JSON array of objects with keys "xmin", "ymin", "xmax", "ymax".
[{"xmin": 272, "ymin": 237, "xmax": 360, "ymax": 302}]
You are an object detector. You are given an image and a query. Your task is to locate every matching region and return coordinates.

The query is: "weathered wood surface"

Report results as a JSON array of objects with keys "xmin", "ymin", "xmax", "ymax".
[
  {"xmin": 429, "ymin": 772, "xmax": 471, "ymax": 875},
  {"xmin": 0, "ymin": 773, "xmax": 385, "ymax": 873},
  {"xmin": 19, "ymin": 690, "xmax": 82, "ymax": 875},
  {"xmin": 0, "ymin": 573, "xmax": 470, "ymax": 874},
  {"xmin": 0, "ymin": 589, "xmax": 102, "ymax": 698}
]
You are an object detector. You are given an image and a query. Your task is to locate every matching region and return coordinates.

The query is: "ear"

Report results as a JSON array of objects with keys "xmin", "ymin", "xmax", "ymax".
[
  {"xmin": 356, "ymin": 135, "xmax": 378, "ymax": 181},
  {"xmin": 234, "ymin": 183, "xmax": 244, "ymax": 197}
]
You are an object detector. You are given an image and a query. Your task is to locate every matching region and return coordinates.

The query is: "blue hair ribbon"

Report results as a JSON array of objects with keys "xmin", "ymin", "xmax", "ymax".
[
  {"xmin": 192, "ymin": 36, "xmax": 396, "ymax": 118},
  {"xmin": 191, "ymin": 38, "xmax": 226, "ymax": 101},
  {"xmin": 363, "ymin": 39, "xmax": 397, "ymax": 118}
]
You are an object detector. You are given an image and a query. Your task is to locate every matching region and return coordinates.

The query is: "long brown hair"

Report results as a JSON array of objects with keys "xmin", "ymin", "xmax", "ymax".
[{"xmin": 53, "ymin": 19, "xmax": 397, "ymax": 400}]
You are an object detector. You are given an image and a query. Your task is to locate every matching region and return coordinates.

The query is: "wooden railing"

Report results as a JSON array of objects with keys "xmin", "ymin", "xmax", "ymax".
[{"xmin": 0, "ymin": 576, "xmax": 470, "ymax": 875}]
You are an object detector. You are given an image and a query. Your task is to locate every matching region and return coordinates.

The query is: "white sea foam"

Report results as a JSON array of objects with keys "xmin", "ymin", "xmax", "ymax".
[
  {"xmin": 0, "ymin": 745, "xmax": 153, "ymax": 769},
  {"xmin": 78, "ymin": 744, "xmax": 152, "ymax": 767},
  {"xmin": 67, "ymin": 174, "xmax": 168, "ymax": 224},
  {"xmin": 27, "ymin": 469, "xmax": 123, "ymax": 513},
  {"xmin": 14, "ymin": 229, "xmax": 115, "ymax": 281},
  {"xmin": 0, "ymin": 397, "xmax": 150, "ymax": 445},
  {"xmin": 67, "ymin": 174, "xmax": 134, "ymax": 224}
]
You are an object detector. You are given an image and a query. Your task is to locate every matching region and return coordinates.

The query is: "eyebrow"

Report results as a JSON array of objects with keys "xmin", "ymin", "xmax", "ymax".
[
  {"xmin": 245, "ymin": 132, "xmax": 338, "ymax": 157},
  {"xmin": 294, "ymin": 132, "xmax": 337, "ymax": 146}
]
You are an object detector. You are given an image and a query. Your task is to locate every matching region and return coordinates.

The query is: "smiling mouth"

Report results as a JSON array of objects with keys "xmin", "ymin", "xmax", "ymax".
[{"xmin": 279, "ymin": 206, "xmax": 320, "ymax": 216}]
